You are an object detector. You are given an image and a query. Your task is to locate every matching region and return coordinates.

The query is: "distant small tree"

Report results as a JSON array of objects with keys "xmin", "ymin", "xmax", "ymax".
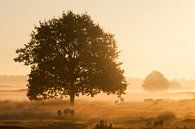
[
  {"xmin": 14, "ymin": 11, "xmax": 127, "ymax": 105},
  {"xmin": 142, "ymin": 71, "xmax": 169, "ymax": 92}
]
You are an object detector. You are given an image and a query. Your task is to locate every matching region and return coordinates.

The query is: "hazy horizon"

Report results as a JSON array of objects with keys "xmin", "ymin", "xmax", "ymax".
[{"xmin": 1, "ymin": 0, "xmax": 195, "ymax": 79}]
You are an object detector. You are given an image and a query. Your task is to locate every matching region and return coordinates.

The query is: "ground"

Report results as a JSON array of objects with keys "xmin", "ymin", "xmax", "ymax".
[{"xmin": 0, "ymin": 99, "xmax": 195, "ymax": 129}]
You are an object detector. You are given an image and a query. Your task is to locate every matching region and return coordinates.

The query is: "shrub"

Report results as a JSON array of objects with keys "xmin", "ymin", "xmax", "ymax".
[
  {"xmin": 94, "ymin": 120, "xmax": 114, "ymax": 129},
  {"xmin": 154, "ymin": 112, "xmax": 176, "ymax": 126}
]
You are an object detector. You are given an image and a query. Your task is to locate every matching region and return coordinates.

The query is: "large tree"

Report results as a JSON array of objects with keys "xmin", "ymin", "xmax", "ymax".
[
  {"xmin": 142, "ymin": 71, "xmax": 169, "ymax": 92},
  {"xmin": 14, "ymin": 11, "xmax": 127, "ymax": 105}
]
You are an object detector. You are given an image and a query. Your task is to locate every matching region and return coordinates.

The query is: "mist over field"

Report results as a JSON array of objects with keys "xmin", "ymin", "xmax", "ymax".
[
  {"xmin": 1, "ymin": 76, "xmax": 195, "ymax": 129},
  {"xmin": 1, "ymin": 75, "xmax": 195, "ymax": 102}
]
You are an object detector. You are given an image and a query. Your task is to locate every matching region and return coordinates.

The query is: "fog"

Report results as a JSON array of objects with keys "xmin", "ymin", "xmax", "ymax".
[
  {"xmin": 1, "ymin": 76, "xmax": 195, "ymax": 102},
  {"xmin": 1, "ymin": 76, "xmax": 195, "ymax": 129}
]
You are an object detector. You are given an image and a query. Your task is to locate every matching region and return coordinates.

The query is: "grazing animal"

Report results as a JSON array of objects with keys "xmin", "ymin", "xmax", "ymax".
[
  {"xmin": 114, "ymin": 100, "xmax": 119, "ymax": 104},
  {"xmin": 57, "ymin": 110, "xmax": 62, "ymax": 117},
  {"xmin": 70, "ymin": 109, "xmax": 75, "ymax": 116},
  {"xmin": 156, "ymin": 99, "xmax": 163, "ymax": 102},
  {"xmin": 144, "ymin": 98, "xmax": 154, "ymax": 102},
  {"xmin": 144, "ymin": 98, "xmax": 164, "ymax": 104},
  {"xmin": 63, "ymin": 108, "xmax": 75, "ymax": 116},
  {"xmin": 63, "ymin": 109, "xmax": 70, "ymax": 115},
  {"xmin": 115, "ymin": 96, "xmax": 124, "ymax": 104},
  {"xmin": 120, "ymin": 96, "xmax": 124, "ymax": 102}
]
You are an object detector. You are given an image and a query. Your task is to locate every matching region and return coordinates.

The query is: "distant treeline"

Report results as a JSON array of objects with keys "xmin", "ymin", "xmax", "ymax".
[
  {"xmin": 127, "ymin": 77, "xmax": 195, "ymax": 90},
  {"xmin": 0, "ymin": 75, "xmax": 27, "ymax": 86},
  {"xmin": 0, "ymin": 75, "xmax": 195, "ymax": 89}
]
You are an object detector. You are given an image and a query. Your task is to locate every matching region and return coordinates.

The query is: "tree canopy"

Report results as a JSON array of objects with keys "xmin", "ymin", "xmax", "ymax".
[
  {"xmin": 142, "ymin": 71, "xmax": 169, "ymax": 92},
  {"xmin": 14, "ymin": 11, "xmax": 127, "ymax": 105}
]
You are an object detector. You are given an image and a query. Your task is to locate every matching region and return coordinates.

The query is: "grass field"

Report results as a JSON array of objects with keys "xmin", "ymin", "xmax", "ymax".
[{"xmin": 0, "ymin": 99, "xmax": 195, "ymax": 129}]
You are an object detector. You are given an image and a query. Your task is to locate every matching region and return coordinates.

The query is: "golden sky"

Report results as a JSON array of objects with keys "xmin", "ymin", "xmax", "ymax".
[{"xmin": 1, "ymin": 0, "xmax": 195, "ymax": 79}]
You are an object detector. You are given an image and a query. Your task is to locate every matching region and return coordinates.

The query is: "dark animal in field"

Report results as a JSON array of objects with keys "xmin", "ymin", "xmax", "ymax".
[
  {"xmin": 144, "ymin": 98, "xmax": 153, "ymax": 102},
  {"xmin": 63, "ymin": 109, "xmax": 70, "ymax": 115},
  {"xmin": 120, "ymin": 96, "xmax": 124, "ymax": 102},
  {"xmin": 57, "ymin": 110, "xmax": 62, "ymax": 117},
  {"xmin": 144, "ymin": 98, "xmax": 164, "ymax": 104},
  {"xmin": 63, "ymin": 108, "xmax": 75, "ymax": 116},
  {"xmin": 115, "ymin": 100, "xmax": 119, "ymax": 104},
  {"xmin": 156, "ymin": 99, "xmax": 163, "ymax": 102},
  {"xmin": 70, "ymin": 109, "xmax": 75, "ymax": 116},
  {"xmin": 115, "ymin": 96, "xmax": 124, "ymax": 104}
]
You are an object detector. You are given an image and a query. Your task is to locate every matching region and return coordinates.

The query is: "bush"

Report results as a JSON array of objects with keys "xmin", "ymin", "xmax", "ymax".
[
  {"xmin": 153, "ymin": 112, "xmax": 176, "ymax": 126},
  {"xmin": 94, "ymin": 120, "xmax": 123, "ymax": 129}
]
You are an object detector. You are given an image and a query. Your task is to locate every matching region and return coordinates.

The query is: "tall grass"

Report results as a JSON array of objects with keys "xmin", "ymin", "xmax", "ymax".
[{"xmin": 0, "ymin": 99, "xmax": 195, "ymax": 129}]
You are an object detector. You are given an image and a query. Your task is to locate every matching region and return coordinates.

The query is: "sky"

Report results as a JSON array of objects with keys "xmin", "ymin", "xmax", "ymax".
[{"xmin": 1, "ymin": 0, "xmax": 195, "ymax": 79}]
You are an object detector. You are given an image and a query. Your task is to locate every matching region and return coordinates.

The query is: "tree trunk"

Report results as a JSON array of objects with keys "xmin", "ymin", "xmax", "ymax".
[{"xmin": 69, "ymin": 93, "xmax": 75, "ymax": 106}]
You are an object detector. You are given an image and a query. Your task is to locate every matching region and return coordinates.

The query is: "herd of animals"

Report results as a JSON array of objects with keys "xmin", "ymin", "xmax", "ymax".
[
  {"xmin": 57, "ymin": 108, "xmax": 75, "ymax": 118},
  {"xmin": 56, "ymin": 98, "xmax": 170, "ymax": 118},
  {"xmin": 56, "ymin": 98, "xmax": 195, "ymax": 117}
]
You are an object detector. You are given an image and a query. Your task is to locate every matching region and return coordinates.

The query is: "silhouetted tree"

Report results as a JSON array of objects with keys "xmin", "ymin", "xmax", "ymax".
[
  {"xmin": 142, "ymin": 71, "xmax": 169, "ymax": 92},
  {"xmin": 14, "ymin": 11, "xmax": 127, "ymax": 105}
]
